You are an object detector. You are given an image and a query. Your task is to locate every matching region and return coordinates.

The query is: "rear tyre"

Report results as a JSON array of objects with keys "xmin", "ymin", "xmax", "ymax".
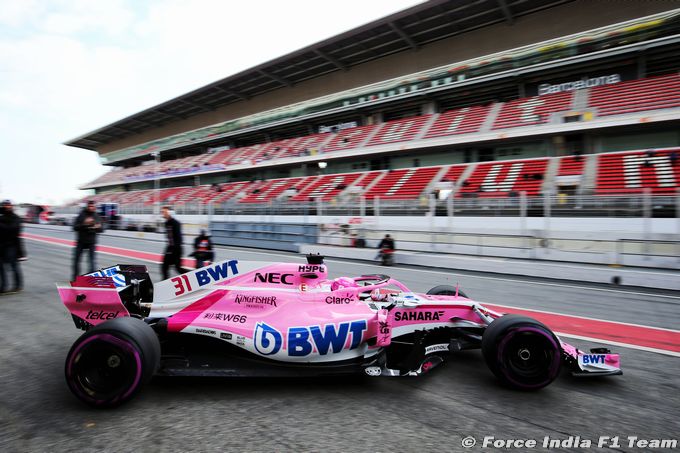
[
  {"xmin": 65, "ymin": 317, "xmax": 160, "ymax": 407},
  {"xmin": 481, "ymin": 314, "xmax": 561, "ymax": 390},
  {"xmin": 426, "ymin": 285, "xmax": 468, "ymax": 299}
]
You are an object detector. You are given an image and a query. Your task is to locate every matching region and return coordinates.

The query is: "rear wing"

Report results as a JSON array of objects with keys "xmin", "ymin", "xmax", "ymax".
[{"xmin": 57, "ymin": 265, "xmax": 153, "ymax": 330}]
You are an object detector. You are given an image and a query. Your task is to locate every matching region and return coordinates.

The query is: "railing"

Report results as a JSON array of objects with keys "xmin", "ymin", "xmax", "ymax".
[
  {"xmin": 59, "ymin": 192, "xmax": 679, "ymax": 219},
  {"xmin": 50, "ymin": 192, "xmax": 680, "ymax": 268}
]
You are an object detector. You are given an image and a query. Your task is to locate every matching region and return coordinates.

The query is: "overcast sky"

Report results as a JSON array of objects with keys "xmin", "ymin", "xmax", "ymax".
[{"xmin": 0, "ymin": 0, "xmax": 423, "ymax": 205}]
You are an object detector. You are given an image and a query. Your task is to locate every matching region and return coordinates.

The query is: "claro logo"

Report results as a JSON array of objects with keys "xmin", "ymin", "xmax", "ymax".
[
  {"xmin": 254, "ymin": 273, "xmax": 294, "ymax": 285},
  {"xmin": 325, "ymin": 296, "xmax": 352, "ymax": 304}
]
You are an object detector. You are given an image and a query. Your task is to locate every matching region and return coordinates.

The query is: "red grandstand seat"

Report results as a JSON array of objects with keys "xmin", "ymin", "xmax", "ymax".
[
  {"xmin": 440, "ymin": 164, "xmax": 468, "ymax": 184},
  {"xmin": 290, "ymin": 133, "xmax": 331, "ymax": 156},
  {"xmin": 557, "ymin": 156, "xmax": 585, "ymax": 176},
  {"xmin": 238, "ymin": 177, "xmax": 313, "ymax": 203},
  {"xmin": 423, "ymin": 105, "xmax": 491, "ymax": 138},
  {"xmin": 588, "ymin": 74, "xmax": 680, "ymax": 118},
  {"xmin": 492, "ymin": 92, "xmax": 573, "ymax": 130},
  {"xmin": 210, "ymin": 181, "xmax": 262, "ymax": 204},
  {"xmin": 458, "ymin": 159, "xmax": 549, "ymax": 197},
  {"xmin": 322, "ymin": 125, "xmax": 377, "ymax": 152},
  {"xmin": 367, "ymin": 116, "xmax": 432, "ymax": 147},
  {"xmin": 290, "ymin": 173, "xmax": 363, "ymax": 202},
  {"xmin": 363, "ymin": 166, "xmax": 441, "ymax": 200},
  {"xmin": 595, "ymin": 149, "xmax": 680, "ymax": 195}
]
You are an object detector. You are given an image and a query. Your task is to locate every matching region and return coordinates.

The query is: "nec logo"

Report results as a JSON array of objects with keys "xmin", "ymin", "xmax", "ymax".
[{"xmin": 254, "ymin": 273, "xmax": 294, "ymax": 285}]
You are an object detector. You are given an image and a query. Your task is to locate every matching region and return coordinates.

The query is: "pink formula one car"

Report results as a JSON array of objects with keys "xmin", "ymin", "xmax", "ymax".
[{"xmin": 57, "ymin": 255, "xmax": 621, "ymax": 407}]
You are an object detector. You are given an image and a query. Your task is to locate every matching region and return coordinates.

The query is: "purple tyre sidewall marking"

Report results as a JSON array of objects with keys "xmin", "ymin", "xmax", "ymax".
[
  {"xmin": 66, "ymin": 333, "xmax": 143, "ymax": 404},
  {"xmin": 496, "ymin": 326, "xmax": 561, "ymax": 389}
]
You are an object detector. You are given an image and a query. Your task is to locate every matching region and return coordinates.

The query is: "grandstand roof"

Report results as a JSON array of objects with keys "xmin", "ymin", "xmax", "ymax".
[{"xmin": 66, "ymin": 0, "xmax": 573, "ymax": 151}]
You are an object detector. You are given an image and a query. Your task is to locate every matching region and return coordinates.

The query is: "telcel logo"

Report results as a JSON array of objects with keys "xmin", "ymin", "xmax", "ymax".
[{"xmin": 85, "ymin": 310, "xmax": 120, "ymax": 320}]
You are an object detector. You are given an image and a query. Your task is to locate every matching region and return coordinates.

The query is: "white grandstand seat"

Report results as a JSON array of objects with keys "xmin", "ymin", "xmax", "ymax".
[
  {"xmin": 322, "ymin": 125, "xmax": 377, "ymax": 153},
  {"xmin": 595, "ymin": 149, "xmax": 680, "ymax": 195},
  {"xmin": 363, "ymin": 166, "xmax": 441, "ymax": 200},
  {"xmin": 492, "ymin": 92, "xmax": 573, "ymax": 130},
  {"xmin": 423, "ymin": 105, "xmax": 491, "ymax": 138},
  {"xmin": 290, "ymin": 173, "xmax": 363, "ymax": 202},
  {"xmin": 458, "ymin": 158, "xmax": 549, "ymax": 197},
  {"xmin": 366, "ymin": 115, "xmax": 432, "ymax": 147}
]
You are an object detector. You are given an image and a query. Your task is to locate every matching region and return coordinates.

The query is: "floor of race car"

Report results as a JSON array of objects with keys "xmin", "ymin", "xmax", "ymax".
[{"xmin": 1, "ymin": 231, "xmax": 678, "ymax": 452}]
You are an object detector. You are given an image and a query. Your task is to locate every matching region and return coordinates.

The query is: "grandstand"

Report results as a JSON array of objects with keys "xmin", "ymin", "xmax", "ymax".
[{"xmin": 65, "ymin": 0, "xmax": 680, "ymax": 217}]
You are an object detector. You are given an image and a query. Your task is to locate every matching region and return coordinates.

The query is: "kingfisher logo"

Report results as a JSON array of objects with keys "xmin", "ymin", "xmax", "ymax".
[
  {"xmin": 253, "ymin": 321, "xmax": 367, "ymax": 357},
  {"xmin": 235, "ymin": 294, "xmax": 277, "ymax": 307}
]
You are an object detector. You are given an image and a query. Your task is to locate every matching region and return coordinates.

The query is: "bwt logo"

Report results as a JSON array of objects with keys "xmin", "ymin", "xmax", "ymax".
[
  {"xmin": 87, "ymin": 267, "xmax": 126, "ymax": 287},
  {"xmin": 254, "ymin": 273, "xmax": 294, "ymax": 285},
  {"xmin": 195, "ymin": 260, "xmax": 239, "ymax": 287},
  {"xmin": 173, "ymin": 260, "xmax": 239, "ymax": 296},
  {"xmin": 581, "ymin": 354, "xmax": 606, "ymax": 364},
  {"xmin": 253, "ymin": 321, "xmax": 367, "ymax": 356}
]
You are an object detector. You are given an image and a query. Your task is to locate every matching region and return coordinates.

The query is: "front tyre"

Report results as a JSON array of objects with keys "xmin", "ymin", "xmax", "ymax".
[
  {"xmin": 65, "ymin": 317, "xmax": 160, "ymax": 407},
  {"xmin": 482, "ymin": 315, "xmax": 561, "ymax": 390}
]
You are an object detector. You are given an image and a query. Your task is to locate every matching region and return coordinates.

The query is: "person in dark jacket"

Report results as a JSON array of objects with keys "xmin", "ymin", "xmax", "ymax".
[
  {"xmin": 191, "ymin": 229, "xmax": 214, "ymax": 269},
  {"xmin": 161, "ymin": 206, "xmax": 187, "ymax": 279},
  {"xmin": 375, "ymin": 234, "xmax": 396, "ymax": 265},
  {"xmin": 72, "ymin": 200, "xmax": 102, "ymax": 280},
  {"xmin": 377, "ymin": 234, "xmax": 395, "ymax": 251},
  {"xmin": 0, "ymin": 200, "xmax": 24, "ymax": 294}
]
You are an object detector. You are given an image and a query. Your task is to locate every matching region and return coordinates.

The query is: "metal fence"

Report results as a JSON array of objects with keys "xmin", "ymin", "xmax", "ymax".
[{"xmin": 56, "ymin": 192, "xmax": 680, "ymax": 219}]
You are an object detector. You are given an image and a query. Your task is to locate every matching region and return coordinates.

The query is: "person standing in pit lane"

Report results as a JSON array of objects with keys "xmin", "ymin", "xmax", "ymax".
[
  {"xmin": 161, "ymin": 206, "xmax": 187, "ymax": 280},
  {"xmin": 0, "ymin": 200, "xmax": 23, "ymax": 295},
  {"xmin": 191, "ymin": 229, "xmax": 214, "ymax": 269},
  {"xmin": 72, "ymin": 200, "xmax": 103, "ymax": 280}
]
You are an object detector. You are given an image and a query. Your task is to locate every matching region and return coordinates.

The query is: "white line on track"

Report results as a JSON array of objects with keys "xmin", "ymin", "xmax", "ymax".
[
  {"xmin": 28, "ymin": 233, "xmax": 680, "ymax": 301},
  {"xmin": 27, "ymin": 228, "xmax": 680, "ymax": 300},
  {"xmin": 556, "ymin": 332, "xmax": 680, "ymax": 358},
  {"xmin": 213, "ymin": 246, "xmax": 680, "ymax": 300},
  {"xmin": 25, "ymin": 235, "xmax": 161, "ymax": 265},
  {"xmin": 479, "ymin": 301, "xmax": 680, "ymax": 333}
]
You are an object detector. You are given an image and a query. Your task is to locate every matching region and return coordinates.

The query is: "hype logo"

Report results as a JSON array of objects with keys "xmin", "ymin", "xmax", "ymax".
[{"xmin": 253, "ymin": 322, "xmax": 282, "ymax": 355}]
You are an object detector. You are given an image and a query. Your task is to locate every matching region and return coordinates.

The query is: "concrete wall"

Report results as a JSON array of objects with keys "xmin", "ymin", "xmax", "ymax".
[{"xmin": 98, "ymin": 1, "xmax": 675, "ymax": 155}]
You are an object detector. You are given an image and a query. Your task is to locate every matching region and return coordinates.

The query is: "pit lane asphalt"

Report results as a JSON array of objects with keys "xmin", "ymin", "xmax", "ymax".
[{"xmin": 1, "ymin": 231, "xmax": 678, "ymax": 452}]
